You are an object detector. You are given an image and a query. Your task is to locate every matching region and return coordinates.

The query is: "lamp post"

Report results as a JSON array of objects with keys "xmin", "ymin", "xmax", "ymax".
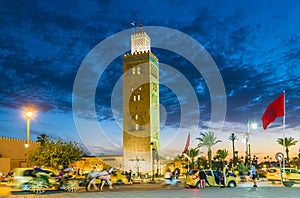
[
  {"xmin": 246, "ymin": 119, "xmax": 257, "ymax": 166},
  {"xmin": 150, "ymin": 142, "xmax": 154, "ymax": 182},
  {"xmin": 156, "ymin": 151, "xmax": 159, "ymax": 176},
  {"xmin": 25, "ymin": 111, "xmax": 33, "ymax": 166}
]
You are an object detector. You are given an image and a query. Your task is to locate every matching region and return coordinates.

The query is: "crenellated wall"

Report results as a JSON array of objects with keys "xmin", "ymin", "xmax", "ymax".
[{"xmin": 0, "ymin": 136, "xmax": 40, "ymax": 173}]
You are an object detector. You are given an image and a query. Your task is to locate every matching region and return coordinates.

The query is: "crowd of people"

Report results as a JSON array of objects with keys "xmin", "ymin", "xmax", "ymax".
[
  {"xmin": 164, "ymin": 167, "xmax": 180, "ymax": 180},
  {"xmin": 1, "ymin": 161, "xmax": 259, "ymax": 190}
]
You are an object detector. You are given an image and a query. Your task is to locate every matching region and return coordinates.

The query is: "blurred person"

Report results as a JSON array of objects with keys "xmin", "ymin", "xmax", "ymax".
[
  {"xmin": 165, "ymin": 169, "xmax": 172, "ymax": 180},
  {"xmin": 215, "ymin": 168, "xmax": 222, "ymax": 188},
  {"xmin": 251, "ymin": 162, "xmax": 257, "ymax": 187},
  {"xmin": 174, "ymin": 168, "xmax": 180, "ymax": 179},
  {"xmin": 199, "ymin": 169, "xmax": 207, "ymax": 189},
  {"xmin": 128, "ymin": 170, "xmax": 132, "ymax": 183}
]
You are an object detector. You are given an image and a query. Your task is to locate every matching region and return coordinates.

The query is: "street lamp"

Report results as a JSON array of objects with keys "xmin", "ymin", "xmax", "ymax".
[
  {"xmin": 150, "ymin": 142, "xmax": 154, "ymax": 182},
  {"xmin": 25, "ymin": 110, "xmax": 33, "ymax": 166},
  {"xmin": 246, "ymin": 119, "xmax": 257, "ymax": 166}
]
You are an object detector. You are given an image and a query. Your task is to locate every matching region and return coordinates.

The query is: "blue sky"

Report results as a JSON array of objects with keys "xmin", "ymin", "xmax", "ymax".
[{"xmin": 0, "ymin": 0, "xmax": 299, "ymax": 160}]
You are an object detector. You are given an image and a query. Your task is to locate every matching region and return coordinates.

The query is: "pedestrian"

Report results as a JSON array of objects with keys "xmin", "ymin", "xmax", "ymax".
[
  {"xmin": 251, "ymin": 162, "xmax": 257, "ymax": 187},
  {"xmin": 198, "ymin": 169, "xmax": 207, "ymax": 189},
  {"xmin": 224, "ymin": 164, "xmax": 229, "ymax": 176},
  {"xmin": 164, "ymin": 169, "xmax": 173, "ymax": 181},
  {"xmin": 128, "ymin": 170, "xmax": 132, "ymax": 183},
  {"xmin": 174, "ymin": 167, "xmax": 180, "ymax": 179},
  {"xmin": 0, "ymin": 171, "xmax": 4, "ymax": 182},
  {"xmin": 215, "ymin": 168, "xmax": 222, "ymax": 188}
]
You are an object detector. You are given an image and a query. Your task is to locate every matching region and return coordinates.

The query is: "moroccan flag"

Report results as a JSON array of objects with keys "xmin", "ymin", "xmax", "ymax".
[
  {"xmin": 182, "ymin": 132, "xmax": 190, "ymax": 154},
  {"xmin": 261, "ymin": 92, "xmax": 285, "ymax": 130}
]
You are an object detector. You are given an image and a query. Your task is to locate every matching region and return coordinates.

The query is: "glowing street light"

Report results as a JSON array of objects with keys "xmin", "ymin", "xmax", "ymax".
[
  {"xmin": 25, "ymin": 111, "xmax": 33, "ymax": 146},
  {"xmin": 251, "ymin": 122, "xmax": 258, "ymax": 130},
  {"xmin": 24, "ymin": 110, "xmax": 34, "ymax": 166},
  {"xmin": 246, "ymin": 119, "xmax": 257, "ymax": 165}
]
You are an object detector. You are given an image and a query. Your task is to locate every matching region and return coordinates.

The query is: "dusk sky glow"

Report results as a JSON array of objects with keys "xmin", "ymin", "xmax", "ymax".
[{"xmin": 0, "ymin": 0, "xmax": 299, "ymax": 161}]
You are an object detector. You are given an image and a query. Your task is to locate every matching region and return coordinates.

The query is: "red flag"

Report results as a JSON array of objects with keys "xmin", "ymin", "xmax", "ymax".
[
  {"xmin": 261, "ymin": 92, "xmax": 285, "ymax": 130},
  {"xmin": 182, "ymin": 132, "xmax": 190, "ymax": 154}
]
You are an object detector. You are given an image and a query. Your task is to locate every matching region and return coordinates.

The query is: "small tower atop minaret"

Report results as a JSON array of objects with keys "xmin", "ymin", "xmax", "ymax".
[
  {"xmin": 139, "ymin": 20, "xmax": 143, "ymax": 32},
  {"xmin": 131, "ymin": 20, "xmax": 150, "ymax": 54}
]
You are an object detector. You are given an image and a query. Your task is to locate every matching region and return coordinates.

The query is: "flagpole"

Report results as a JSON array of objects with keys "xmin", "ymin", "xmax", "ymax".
[
  {"xmin": 188, "ymin": 132, "xmax": 190, "ymax": 172},
  {"xmin": 187, "ymin": 151, "xmax": 190, "ymax": 171},
  {"xmin": 282, "ymin": 91, "xmax": 286, "ymax": 182}
]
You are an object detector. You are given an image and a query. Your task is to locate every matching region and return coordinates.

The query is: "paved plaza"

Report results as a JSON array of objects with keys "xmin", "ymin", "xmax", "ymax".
[{"xmin": 1, "ymin": 181, "xmax": 299, "ymax": 198}]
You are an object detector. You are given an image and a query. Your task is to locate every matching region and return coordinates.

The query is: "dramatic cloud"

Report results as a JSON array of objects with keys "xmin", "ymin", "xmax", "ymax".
[{"xmin": 0, "ymin": 0, "xmax": 299, "ymax": 156}]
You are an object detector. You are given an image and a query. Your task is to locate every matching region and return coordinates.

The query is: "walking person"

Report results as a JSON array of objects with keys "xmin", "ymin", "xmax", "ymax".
[
  {"xmin": 215, "ymin": 168, "xmax": 222, "ymax": 188},
  {"xmin": 174, "ymin": 168, "xmax": 180, "ymax": 179},
  {"xmin": 88, "ymin": 166, "xmax": 99, "ymax": 191},
  {"xmin": 128, "ymin": 170, "xmax": 132, "ymax": 183},
  {"xmin": 198, "ymin": 169, "xmax": 207, "ymax": 189},
  {"xmin": 251, "ymin": 162, "xmax": 257, "ymax": 187}
]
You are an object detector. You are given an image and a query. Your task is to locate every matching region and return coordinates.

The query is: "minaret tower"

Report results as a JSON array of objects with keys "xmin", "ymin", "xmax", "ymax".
[{"xmin": 123, "ymin": 21, "xmax": 160, "ymax": 175}]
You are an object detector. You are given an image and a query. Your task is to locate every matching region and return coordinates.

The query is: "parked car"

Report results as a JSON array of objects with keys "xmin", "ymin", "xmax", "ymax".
[
  {"xmin": 185, "ymin": 169, "xmax": 238, "ymax": 188},
  {"xmin": 266, "ymin": 167, "xmax": 300, "ymax": 183},
  {"xmin": 110, "ymin": 171, "xmax": 129, "ymax": 185},
  {"xmin": 132, "ymin": 176, "xmax": 151, "ymax": 184}
]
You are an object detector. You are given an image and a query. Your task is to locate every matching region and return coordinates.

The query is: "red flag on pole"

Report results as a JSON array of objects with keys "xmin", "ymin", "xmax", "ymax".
[
  {"xmin": 261, "ymin": 92, "xmax": 285, "ymax": 130},
  {"xmin": 182, "ymin": 132, "xmax": 190, "ymax": 154}
]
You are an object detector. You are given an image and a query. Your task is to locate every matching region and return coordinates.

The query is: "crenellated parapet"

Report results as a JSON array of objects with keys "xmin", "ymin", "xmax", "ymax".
[
  {"xmin": 0, "ymin": 136, "xmax": 38, "ymax": 144},
  {"xmin": 123, "ymin": 51, "xmax": 158, "ymax": 63},
  {"xmin": 0, "ymin": 136, "xmax": 40, "ymax": 159}
]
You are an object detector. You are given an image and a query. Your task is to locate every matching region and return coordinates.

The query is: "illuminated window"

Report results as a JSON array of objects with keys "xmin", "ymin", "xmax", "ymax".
[
  {"xmin": 139, "ymin": 87, "xmax": 142, "ymax": 90},
  {"xmin": 135, "ymin": 114, "xmax": 138, "ymax": 120},
  {"xmin": 133, "ymin": 68, "xmax": 136, "ymax": 74},
  {"xmin": 137, "ymin": 95, "xmax": 140, "ymax": 100},
  {"xmin": 136, "ymin": 124, "xmax": 139, "ymax": 130},
  {"xmin": 137, "ymin": 67, "xmax": 141, "ymax": 74},
  {"xmin": 133, "ymin": 95, "xmax": 136, "ymax": 101}
]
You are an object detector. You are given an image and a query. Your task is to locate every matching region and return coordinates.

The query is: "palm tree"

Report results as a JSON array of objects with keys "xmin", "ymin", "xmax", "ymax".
[
  {"xmin": 196, "ymin": 131, "xmax": 221, "ymax": 169},
  {"xmin": 229, "ymin": 133, "xmax": 237, "ymax": 167},
  {"xmin": 187, "ymin": 147, "xmax": 200, "ymax": 169},
  {"xmin": 277, "ymin": 137, "xmax": 297, "ymax": 163},
  {"xmin": 216, "ymin": 149, "xmax": 229, "ymax": 169},
  {"xmin": 36, "ymin": 133, "xmax": 50, "ymax": 146},
  {"xmin": 175, "ymin": 153, "xmax": 186, "ymax": 161}
]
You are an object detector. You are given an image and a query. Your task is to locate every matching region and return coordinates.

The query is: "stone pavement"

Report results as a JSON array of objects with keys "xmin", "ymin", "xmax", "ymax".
[
  {"xmin": 2, "ymin": 186, "xmax": 299, "ymax": 198},
  {"xmin": 1, "ymin": 181, "xmax": 299, "ymax": 198}
]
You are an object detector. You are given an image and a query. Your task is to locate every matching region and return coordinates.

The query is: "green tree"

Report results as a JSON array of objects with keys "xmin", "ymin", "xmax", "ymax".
[
  {"xmin": 235, "ymin": 163, "xmax": 248, "ymax": 176},
  {"xmin": 277, "ymin": 137, "xmax": 297, "ymax": 163},
  {"xmin": 175, "ymin": 153, "xmax": 185, "ymax": 161},
  {"xmin": 197, "ymin": 156, "xmax": 208, "ymax": 169},
  {"xmin": 29, "ymin": 139, "xmax": 84, "ymax": 169},
  {"xmin": 36, "ymin": 133, "xmax": 50, "ymax": 146},
  {"xmin": 215, "ymin": 149, "xmax": 229, "ymax": 169},
  {"xmin": 229, "ymin": 133, "xmax": 237, "ymax": 167},
  {"xmin": 196, "ymin": 131, "xmax": 221, "ymax": 169},
  {"xmin": 187, "ymin": 147, "xmax": 200, "ymax": 169}
]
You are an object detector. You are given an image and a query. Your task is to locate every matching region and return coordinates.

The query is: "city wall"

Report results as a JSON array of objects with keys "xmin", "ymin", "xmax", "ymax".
[{"xmin": 0, "ymin": 136, "xmax": 40, "ymax": 174}]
